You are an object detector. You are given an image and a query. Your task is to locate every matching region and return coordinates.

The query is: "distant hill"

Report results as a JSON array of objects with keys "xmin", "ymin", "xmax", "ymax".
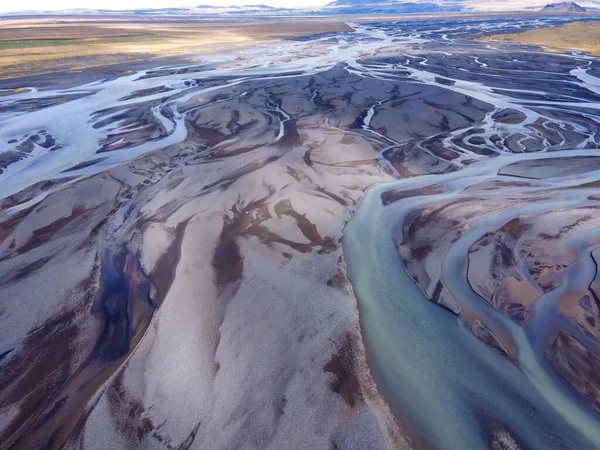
[
  {"xmin": 4, "ymin": 0, "xmax": 600, "ymax": 17},
  {"xmin": 112, "ymin": 5, "xmax": 288, "ymax": 15},
  {"xmin": 323, "ymin": 0, "xmax": 462, "ymax": 14},
  {"xmin": 540, "ymin": 2, "xmax": 587, "ymax": 12},
  {"xmin": 2, "ymin": 4, "xmax": 292, "ymax": 16}
]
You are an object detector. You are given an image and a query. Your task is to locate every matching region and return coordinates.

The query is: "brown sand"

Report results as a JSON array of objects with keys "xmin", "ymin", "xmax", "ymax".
[
  {"xmin": 484, "ymin": 21, "xmax": 600, "ymax": 56},
  {"xmin": 0, "ymin": 17, "xmax": 352, "ymax": 80}
]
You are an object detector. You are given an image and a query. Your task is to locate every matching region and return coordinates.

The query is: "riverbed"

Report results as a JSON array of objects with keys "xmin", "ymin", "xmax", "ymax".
[{"xmin": 1, "ymin": 14, "xmax": 600, "ymax": 449}]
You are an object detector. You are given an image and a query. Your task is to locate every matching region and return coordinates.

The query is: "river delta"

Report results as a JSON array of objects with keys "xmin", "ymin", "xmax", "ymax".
[{"xmin": 1, "ymin": 16, "xmax": 600, "ymax": 450}]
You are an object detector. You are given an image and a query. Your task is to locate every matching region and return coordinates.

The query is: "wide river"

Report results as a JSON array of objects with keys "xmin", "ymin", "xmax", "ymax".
[
  {"xmin": 341, "ymin": 16, "xmax": 600, "ymax": 450},
  {"xmin": 344, "ymin": 150, "xmax": 600, "ymax": 449}
]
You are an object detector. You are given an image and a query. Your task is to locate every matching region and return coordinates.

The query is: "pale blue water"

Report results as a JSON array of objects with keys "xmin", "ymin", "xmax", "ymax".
[{"xmin": 343, "ymin": 151, "xmax": 600, "ymax": 449}]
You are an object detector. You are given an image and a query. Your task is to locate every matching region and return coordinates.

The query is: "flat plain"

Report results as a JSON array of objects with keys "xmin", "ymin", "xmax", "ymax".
[
  {"xmin": 486, "ymin": 20, "xmax": 600, "ymax": 55},
  {"xmin": 0, "ymin": 16, "xmax": 352, "ymax": 80}
]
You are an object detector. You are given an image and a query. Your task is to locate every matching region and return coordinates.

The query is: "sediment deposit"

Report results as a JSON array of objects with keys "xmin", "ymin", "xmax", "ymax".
[{"xmin": 1, "ymin": 15, "xmax": 600, "ymax": 450}]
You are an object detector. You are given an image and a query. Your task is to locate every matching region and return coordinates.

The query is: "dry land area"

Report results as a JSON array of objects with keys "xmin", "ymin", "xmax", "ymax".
[
  {"xmin": 0, "ymin": 17, "xmax": 351, "ymax": 80},
  {"xmin": 486, "ymin": 20, "xmax": 600, "ymax": 56}
]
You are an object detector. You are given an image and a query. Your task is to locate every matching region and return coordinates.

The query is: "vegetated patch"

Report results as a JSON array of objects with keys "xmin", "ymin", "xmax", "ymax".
[
  {"xmin": 0, "ymin": 34, "xmax": 169, "ymax": 50},
  {"xmin": 324, "ymin": 333, "xmax": 361, "ymax": 407},
  {"xmin": 483, "ymin": 21, "xmax": 600, "ymax": 57}
]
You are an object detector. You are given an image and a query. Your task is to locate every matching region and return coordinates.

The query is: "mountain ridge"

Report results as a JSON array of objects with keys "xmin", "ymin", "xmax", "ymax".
[
  {"xmin": 3, "ymin": 0, "xmax": 600, "ymax": 16},
  {"xmin": 540, "ymin": 1, "xmax": 587, "ymax": 11}
]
